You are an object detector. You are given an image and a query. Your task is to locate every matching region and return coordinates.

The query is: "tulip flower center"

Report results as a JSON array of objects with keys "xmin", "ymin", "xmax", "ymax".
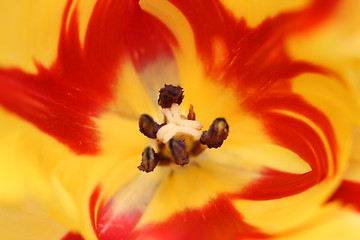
[{"xmin": 138, "ymin": 85, "xmax": 229, "ymax": 172}]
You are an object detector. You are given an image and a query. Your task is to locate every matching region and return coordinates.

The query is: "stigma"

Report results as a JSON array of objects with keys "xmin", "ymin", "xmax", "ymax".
[
  {"xmin": 156, "ymin": 103, "xmax": 203, "ymax": 143},
  {"xmin": 138, "ymin": 84, "xmax": 229, "ymax": 172}
]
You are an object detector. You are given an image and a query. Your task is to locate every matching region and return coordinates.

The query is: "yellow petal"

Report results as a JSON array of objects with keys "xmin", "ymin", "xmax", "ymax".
[
  {"xmin": 0, "ymin": 107, "xmax": 85, "ymax": 235},
  {"xmin": 221, "ymin": 143, "xmax": 311, "ymax": 174},
  {"xmin": 343, "ymin": 126, "xmax": 360, "ymax": 182},
  {"xmin": 220, "ymin": 0, "xmax": 311, "ymax": 27},
  {"xmin": 0, "ymin": 0, "xmax": 100, "ymax": 74},
  {"xmin": 0, "ymin": 197, "xmax": 69, "ymax": 240},
  {"xmin": 134, "ymin": 152, "xmax": 257, "ymax": 227},
  {"xmin": 0, "ymin": 0, "xmax": 67, "ymax": 73},
  {"xmin": 0, "ymin": 98, "xmax": 150, "ymax": 238},
  {"xmin": 286, "ymin": 0, "xmax": 360, "ymax": 107},
  {"xmin": 232, "ymin": 180, "xmax": 342, "ymax": 234},
  {"xmin": 0, "ymin": 108, "xmax": 52, "ymax": 204},
  {"xmin": 271, "ymin": 204, "xmax": 360, "ymax": 240},
  {"xmin": 287, "ymin": 0, "xmax": 360, "ymax": 70},
  {"xmin": 292, "ymin": 73, "xmax": 356, "ymax": 175},
  {"xmin": 232, "ymin": 72, "xmax": 356, "ymax": 234}
]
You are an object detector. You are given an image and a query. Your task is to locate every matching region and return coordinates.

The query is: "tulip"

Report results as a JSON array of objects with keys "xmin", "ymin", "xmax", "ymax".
[{"xmin": 0, "ymin": 0, "xmax": 359, "ymax": 239}]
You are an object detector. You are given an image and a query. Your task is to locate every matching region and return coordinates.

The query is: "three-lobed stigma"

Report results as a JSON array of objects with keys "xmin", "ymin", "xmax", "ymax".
[{"xmin": 137, "ymin": 84, "xmax": 229, "ymax": 172}]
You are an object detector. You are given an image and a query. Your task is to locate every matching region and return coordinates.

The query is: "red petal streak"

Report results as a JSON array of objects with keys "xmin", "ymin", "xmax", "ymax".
[
  {"xmin": 236, "ymin": 103, "xmax": 337, "ymax": 200},
  {"xmin": 266, "ymin": 113, "xmax": 329, "ymax": 177},
  {"xmin": 123, "ymin": 0, "xmax": 177, "ymax": 70},
  {"xmin": 250, "ymin": 94, "xmax": 337, "ymax": 175},
  {"xmin": 97, "ymin": 208, "xmax": 142, "ymax": 240},
  {"xmin": 61, "ymin": 232, "xmax": 85, "ymax": 240},
  {"xmin": 169, "ymin": 0, "xmax": 340, "ymax": 80},
  {"xmin": 90, "ymin": 185, "xmax": 102, "ymax": 232},
  {"xmin": 90, "ymin": 186, "xmax": 143, "ymax": 240},
  {"xmin": 169, "ymin": 0, "xmax": 339, "ymax": 199},
  {"xmin": 0, "ymin": 67, "xmax": 102, "ymax": 154},
  {"xmin": 236, "ymin": 169, "xmax": 316, "ymax": 200},
  {"xmin": 328, "ymin": 180, "xmax": 360, "ymax": 212},
  {"xmin": 0, "ymin": 0, "xmax": 175, "ymax": 154},
  {"xmin": 127, "ymin": 197, "xmax": 268, "ymax": 240}
]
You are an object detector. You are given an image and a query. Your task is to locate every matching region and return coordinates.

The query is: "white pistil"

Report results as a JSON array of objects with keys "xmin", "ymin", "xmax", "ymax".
[{"xmin": 156, "ymin": 103, "xmax": 202, "ymax": 143}]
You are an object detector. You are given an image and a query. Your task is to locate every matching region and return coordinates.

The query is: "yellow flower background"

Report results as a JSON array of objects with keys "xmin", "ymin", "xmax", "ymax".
[{"xmin": 0, "ymin": 0, "xmax": 360, "ymax": 239}]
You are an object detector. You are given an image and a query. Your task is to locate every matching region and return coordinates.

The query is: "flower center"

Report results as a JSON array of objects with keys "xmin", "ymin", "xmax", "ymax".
[{"xmin": 138, "ymin": 85, "xmax": 229, "ymax": 172}]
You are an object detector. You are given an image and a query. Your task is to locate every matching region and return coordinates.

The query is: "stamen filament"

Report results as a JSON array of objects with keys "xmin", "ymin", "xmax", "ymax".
[{"xmin": 157, "ymin": 103, "xmax": 202, "ymax": 143}]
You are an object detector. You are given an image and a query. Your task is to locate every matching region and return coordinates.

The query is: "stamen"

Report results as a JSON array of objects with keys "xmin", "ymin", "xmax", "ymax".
[
  {"xmin": 169, "ymin": 138, "xmax": 189, "ymax": 166},
  {"xmin": 137, "ymin": 84, "xmax": 230, "ymax": 172},
  {"xmin": 158, "ymin": 84, "xmax": 184, "ymax": 108},
  {"xmin": 138, "ymin": 146, "xmax": 159, "ymax": 172},
  {"xmin": 139, "ymin": 114, "xmax": 161, "ymax": 139},
  {"xmin": 200, "ymin": 118, "xmax": 229, "ymax": 148},
  {"xmin": 187, "ymin": 104, "xmax": 196, "ymax": 120}
]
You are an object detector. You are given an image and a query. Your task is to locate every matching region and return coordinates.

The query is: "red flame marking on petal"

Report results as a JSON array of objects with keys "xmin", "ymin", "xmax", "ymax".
[
  {"xmin": 264, "ymin": 111, "xmax": 330, "ymax": 178},
  {"xmin": 90, "ymin": 186, "xmax": 144, "ymax": 240},
  {"xmin": 61, "ymin": 232, "xmax": 85, "ymax": 240},
  {"xmin": 90, "ymin": 185, "xmax": 102, "ymax": 232},
  {"xmin": 169, "ymin": 0, "xmax": 340, "ymax": 77},
  {"xmin": 123, "ymin": 0, "xmax": 177, "ymax": 70},
  {"xmin": 236, "ymin": 110, "xmax": 336, "ymax": 200},
  {"xmin": 96, "ymin": 208, "xmax": 142, "ymax": 240},
  {"xmin": 168, "ymin": 0, "xmax": 340, "ymax": 198},
  {"xmin": 328, "ymin": 180, "xmax": 360, "ymax": 212},
  {"xmin": 0, "ymin": 0, "xmax": 175, "ymax": 154},
  {"xmin": 250, "ymin": 94, "xmax": 338, "ymax": 174},
  {"xmin": 126, "ymin": 196, "xmax": 269, "ymax": 240},
  {"xmin": 236, "ymin": 170, "xmax": 316, "ymax": 200}
]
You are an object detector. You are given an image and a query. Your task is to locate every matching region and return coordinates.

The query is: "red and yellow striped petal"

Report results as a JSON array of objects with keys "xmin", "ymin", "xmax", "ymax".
[
  {"xmin": 0, "ymin": 0, "xmax": 176, "ymax": 239},
  {"xmin": 1, "ymin": 0, "xmax": 360, "ymax": 239},
  {"xmin": 220, "ymin": 0, "xmax": 312, "ymax": 27}
]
